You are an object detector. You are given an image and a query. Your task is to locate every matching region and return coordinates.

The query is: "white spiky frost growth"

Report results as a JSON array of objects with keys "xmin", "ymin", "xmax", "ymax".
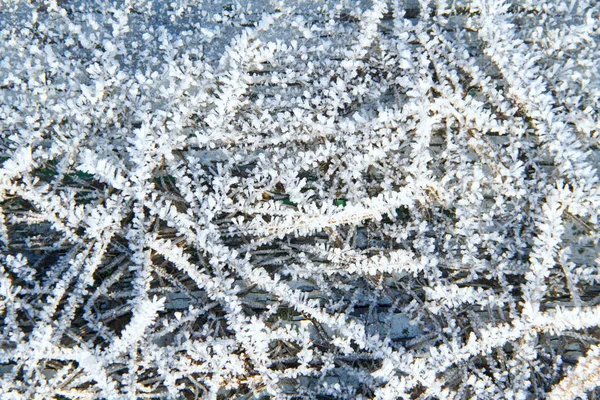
[{"xmin": 0, "ymin": 0, "xmax": 599, "ymax": 398}]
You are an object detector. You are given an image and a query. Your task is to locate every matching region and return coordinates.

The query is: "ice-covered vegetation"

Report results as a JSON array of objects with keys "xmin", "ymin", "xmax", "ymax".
[{"xmin": 1, "ymin": 0, "xmax": 599, "ymax": 398}]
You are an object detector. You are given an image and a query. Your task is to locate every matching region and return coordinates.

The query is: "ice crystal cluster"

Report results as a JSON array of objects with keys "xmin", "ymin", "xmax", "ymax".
[{"xmin": 1, "ymin": 0, "xmax": 599, "ymax": 398}]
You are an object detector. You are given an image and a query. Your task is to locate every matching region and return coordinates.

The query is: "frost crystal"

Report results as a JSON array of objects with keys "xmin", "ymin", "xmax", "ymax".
[{"xmin": 1, "ymin": 0, "xmax": 599, "ymax": 398}]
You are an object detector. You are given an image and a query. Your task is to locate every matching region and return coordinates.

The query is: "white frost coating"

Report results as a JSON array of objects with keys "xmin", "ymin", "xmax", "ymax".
[{"xmin": 0, "ymin": 0, "xmax": 598, "ymax": 398}]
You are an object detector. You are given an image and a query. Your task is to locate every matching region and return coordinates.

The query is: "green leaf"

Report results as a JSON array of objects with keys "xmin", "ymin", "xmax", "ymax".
[
  {"xmin": 281, "ymin": 198, "xmax": 297, "ymax": 207},
  {"xmin": 74, "ymin": 171, "xmax": 95, "ymax": 180}
]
